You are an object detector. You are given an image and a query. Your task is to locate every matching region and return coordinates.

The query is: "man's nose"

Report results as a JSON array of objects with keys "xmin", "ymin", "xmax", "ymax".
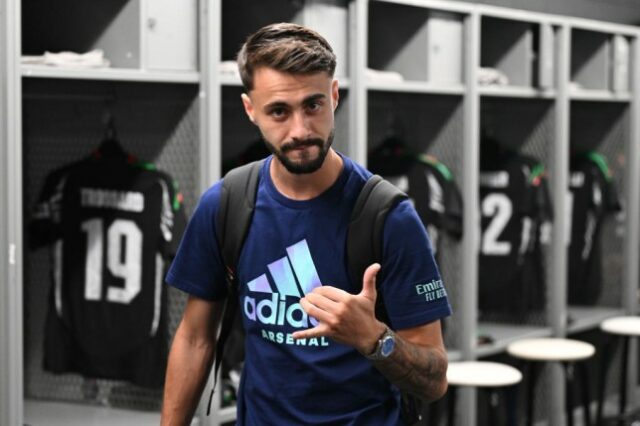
[{"xmin": 289, "ymin": 111, "xmax": 311, "ymax": 140}]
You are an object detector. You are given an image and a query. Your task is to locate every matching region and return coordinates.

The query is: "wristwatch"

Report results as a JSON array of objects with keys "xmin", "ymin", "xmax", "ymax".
[{"xmin": 365, "ymin": 327, "xmax": 396, "ymax": 361}]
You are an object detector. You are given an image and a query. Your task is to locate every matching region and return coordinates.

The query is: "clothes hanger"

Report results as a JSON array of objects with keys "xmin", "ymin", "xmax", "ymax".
[
  {"xmin": 368, "ymin": 114, "xmax": 415, "ymax": 176},
  {"xmin": 371, "ymin": 114, "xmax": 413, "ymax": 160},
  {"xmin": 96, "ymin": 106, "xmax": 127, "ymax": 159},
  {"xmin": 480, "ymin": 122, "xmax": 512, "ymax": 169}
]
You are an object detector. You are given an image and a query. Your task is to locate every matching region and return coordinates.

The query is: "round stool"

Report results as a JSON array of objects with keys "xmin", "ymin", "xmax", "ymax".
[
  {"xmin": 596, "ymin": 316, "xmax": 640, "ymax": 425},
  {"xmin": 446, "ymin": 361, "xmax": 522, "ymax": 426},
  {"xmin": 507, "ymin": 337, "xmax": 596, "ymax": 426}
]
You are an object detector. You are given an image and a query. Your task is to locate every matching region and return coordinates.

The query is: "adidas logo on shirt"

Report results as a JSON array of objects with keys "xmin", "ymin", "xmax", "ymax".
[{"xmin": 243, "ymin": 239, "xmax": 322, "ymax": 329}]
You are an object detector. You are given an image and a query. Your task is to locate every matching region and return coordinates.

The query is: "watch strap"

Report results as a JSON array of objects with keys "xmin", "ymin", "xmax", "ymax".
[{"xmin": 365, "ymin": 326, "xmax": 395, "ymax": 360}]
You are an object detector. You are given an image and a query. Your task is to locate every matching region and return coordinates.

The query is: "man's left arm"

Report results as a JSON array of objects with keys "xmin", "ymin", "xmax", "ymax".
[
  {"xmin": 367, "ymin": 320, "xmax": 448, "ymax": 402},
  {"xmin": 293, "ymin": 263, "xmax": 448, "ymax": 402}
]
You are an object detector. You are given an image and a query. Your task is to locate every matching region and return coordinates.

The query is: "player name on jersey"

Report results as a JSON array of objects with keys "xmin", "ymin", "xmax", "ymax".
[
  {"xmin": 479, "ymin": 171, "xmax": 509, "ymax": 188},
  {"xmin": 81, "ymin": 187, "xmax": 145, "ymax": 212}
]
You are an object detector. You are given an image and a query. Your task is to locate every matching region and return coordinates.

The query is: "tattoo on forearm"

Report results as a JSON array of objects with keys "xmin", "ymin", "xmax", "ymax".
[{"xmin": 372, "ymin": 334, "xmax": 447, "ymax": 402}]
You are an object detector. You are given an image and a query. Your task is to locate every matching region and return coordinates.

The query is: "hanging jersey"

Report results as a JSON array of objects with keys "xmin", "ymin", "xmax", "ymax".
[
  {"xmin": 567, "ymin": 151, "xmax": 621, "ymax": 305},
  {"xmin": 30, "ymin": 153, "xmax": 185, "ymax": 388},
  {"xmin": 478, "ymin": 153, "xmax": 552, "ymax": 320},
  {"xmin": 368, "ymin": 147, "xmax": 463, "ymax": 257},
  {"xmin": 406, "ymin": 154, "xmax": 463, "ymax": 252}
]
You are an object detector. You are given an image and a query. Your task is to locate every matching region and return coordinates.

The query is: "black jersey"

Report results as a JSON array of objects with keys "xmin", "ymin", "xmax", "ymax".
[
  {"xmin": 567, "ymin": 151, "xmax": 621, "ymax": 305},
  {"xmin": 406, "ymin": 154, "xmax": 463, "ymax": 253},
  {"xmin": 30, "ymin": 150, "xmax": 185, "ymax": 387},
  {"xmin": 478, "ymin": 151, "xmax": 552, "ymax": 320},
  {"xmin": 368, "ymin": 144, "xmax": 463, "ymax": 256}
]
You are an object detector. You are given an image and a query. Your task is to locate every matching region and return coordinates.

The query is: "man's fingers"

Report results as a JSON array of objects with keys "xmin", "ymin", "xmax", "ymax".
[
  {"xmin": 360, "ymin": 263, "xmax": 381, "ymax": 300},
  {"xmin": 311, "ymin": 285, "xmax": 351, "ymax": 301},
  {"xmin": 292, "ymin": 324, "xmax": 329, "ymax": 340},
  {"xmin": 304, "ymin": 292, "xmax": 340, "ymax": 314},
  {"xmin": 299, "ymin": 297, "xmax": 332, "ymax": 323}
]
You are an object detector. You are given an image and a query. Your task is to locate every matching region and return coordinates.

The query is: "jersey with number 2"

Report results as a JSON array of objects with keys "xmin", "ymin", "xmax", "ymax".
[{"xmin": 478, "ymin": 154, "xmax": 550, "ymax": 315}]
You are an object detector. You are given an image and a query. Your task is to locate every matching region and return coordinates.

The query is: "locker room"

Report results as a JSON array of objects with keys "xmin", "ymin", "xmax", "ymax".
[{"xmin": 1, "ymin": 0, "xmax": 640, "ymax": 425}]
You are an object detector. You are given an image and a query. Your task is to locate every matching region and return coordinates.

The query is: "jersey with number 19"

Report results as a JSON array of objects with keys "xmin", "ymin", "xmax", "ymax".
[{"xmin": 30, "ymin": 153, "xmax": 185, "ymax": 387}]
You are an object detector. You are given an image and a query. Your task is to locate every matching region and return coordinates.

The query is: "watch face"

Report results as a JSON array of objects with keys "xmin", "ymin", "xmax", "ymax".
[{"xmin": 380, "ymin": 335, "xmax": 395, "ymax": 357}]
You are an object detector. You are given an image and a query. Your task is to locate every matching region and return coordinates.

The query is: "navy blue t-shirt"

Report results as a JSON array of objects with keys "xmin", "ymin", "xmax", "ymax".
[{"xmin": 166, "ymin": 155, "xmax": 451, "ymax": 425}]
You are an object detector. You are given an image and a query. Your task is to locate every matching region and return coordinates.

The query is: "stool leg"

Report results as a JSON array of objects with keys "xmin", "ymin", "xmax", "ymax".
[
  {"xmin": 526, "ymin": 362, "xmax": 540, "ymax": 426},
  {"xmin": 447, "ymin": 386, "xmax": 457, "ymax": 426},
  {"xmin": 487, "ymin": 389, "xmax": 498, "ymax": 426},
  {"xmin": 578, "ymin": 361, "xmax": 592, "ymax": 426},
  {"xmin": 618, "ymin": 336, "xmax": 630, "ymax": 420},
  {"xmin": 504, "ymin": 385, "xmax": 518, "ymax": 426},
  {"xmin": 597, "ymin": 335, "xmax": 619, "ymax": 425},
  {"xmin": 564, "ymin": 362, "xmax": 575, "ymax": 426}
]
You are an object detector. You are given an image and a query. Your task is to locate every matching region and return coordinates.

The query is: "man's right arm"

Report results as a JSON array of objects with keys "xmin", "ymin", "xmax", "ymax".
[{"xmin": 161, "ymin": 296, "xmax": 224, "ymax": 426}]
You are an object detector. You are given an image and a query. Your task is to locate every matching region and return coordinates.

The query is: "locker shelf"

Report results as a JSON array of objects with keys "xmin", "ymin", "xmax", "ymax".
[
  {"xmin": 479, "ymin": 86, "xmax": 556, "ymax": 98},
  {"xmin": 367, "ymin": 80, "xmax": 465, "ymax": 95},
  {"xmin": 370, "ymin": 0, "xmax": 472, "ymax": 14},
  {"xmin": 570, "ymin": 29, "xmax": 612, "ymax": 91},
  {"xmin": 21, "ymin": 0, "xmax": 198, "ymax": 72},
  {"xmin": 220, "ymin": 73, "xmax": 351, "ymax": 90},
  {"xmin": 222, "ymin": 0, "xmax": 349, "ymax": 78},
  {"xmin": 475, "ymin": 323, "xmax": 553, "ymax": 358},
  {"xmin": 24, "ymin": 399, "xmax": 161, "ymax": 426},
  {"xmin": 369, "ymin": 2, "xmax": 465, "ymax": 86},
  {"xmin": 219, "ymin": 73, "xmax": 243, "ymax": 87},
  {"xmin": 566, "ymin": 306, "xmax": 627, "ymax": 334},
  {"xmin": 21, "ymin": 65, "xmax": 200, "ymax": 84},
  {"xmin": 480, "ymin": 17, "xmax": 538, "ymax": 89},
  {"xmin": 569, "ymin": 88, "xmax": 632, "ymax": 102}
]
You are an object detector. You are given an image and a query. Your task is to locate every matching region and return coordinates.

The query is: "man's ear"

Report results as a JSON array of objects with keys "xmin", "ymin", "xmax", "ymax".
[
  {"xmin": 241, "ymin": 93, "xmax": 256, "ymax": 123},
  {"xmin": 331, "ymin": 79, "xmax": 339, "ymax": 111}
]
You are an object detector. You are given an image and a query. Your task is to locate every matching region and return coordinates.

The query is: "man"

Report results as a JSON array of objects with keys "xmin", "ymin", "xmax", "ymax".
[{"xmin": 161, "ymin": 23, "xmax": 451, "ymax": 425}]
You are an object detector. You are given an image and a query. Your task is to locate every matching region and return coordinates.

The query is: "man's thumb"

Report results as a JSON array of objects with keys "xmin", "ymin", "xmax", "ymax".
[{"xmin": 361, "ymin": 263, "xmax": 381, "ymax": 299}]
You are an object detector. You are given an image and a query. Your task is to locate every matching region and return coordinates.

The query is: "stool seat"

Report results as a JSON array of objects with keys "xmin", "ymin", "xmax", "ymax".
[
  {"xmin": 600, "ymin": 316, "xmax": 640, "ymax": 337},
  {"xmin": 508, "ymin": 338, "xmax": 596, "ymax": 426},
  {"xmin": 596, "ymin": 316, "xmax": 640, "ymax": 424},
  {"xmin": 507, "ymin": 338, "xmax": 595, "ymax": 362},
  {"xmin": 447, "ymin": 361, "xmax": 522, "ymax": 388}
]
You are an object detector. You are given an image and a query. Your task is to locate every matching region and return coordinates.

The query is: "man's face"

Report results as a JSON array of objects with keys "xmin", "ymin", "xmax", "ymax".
[{"xmin": 241, "ymin": 67, "xmax": 339, "ymax": 174}]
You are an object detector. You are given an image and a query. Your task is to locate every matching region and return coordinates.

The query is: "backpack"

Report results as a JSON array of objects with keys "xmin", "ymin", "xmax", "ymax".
[{"xmin": 208, "ymin": 159, "xmax": 422, "ymax": 424}]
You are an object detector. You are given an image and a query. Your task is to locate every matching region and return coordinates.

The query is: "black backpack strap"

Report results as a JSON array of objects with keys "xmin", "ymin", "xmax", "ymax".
[
  {"xmin": 207, "ymin": 159, "xmax": 263, "ymax": 415},
  {"xmin": 347, "ymin": 174, "xmax": 407, "ymax": 321},
  {"xmin": 347, "ymin": 175, "xmax": 423, "ymax": 425},
  {"xmin": 216, "ymin": 160, "xmax": 264, "ymax": 270}
]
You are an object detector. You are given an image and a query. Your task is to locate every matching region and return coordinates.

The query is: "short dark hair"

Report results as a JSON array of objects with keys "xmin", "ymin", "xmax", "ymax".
[{"xmin": 237, "ymin": 22, "xmax": 336, "ymax": 91}]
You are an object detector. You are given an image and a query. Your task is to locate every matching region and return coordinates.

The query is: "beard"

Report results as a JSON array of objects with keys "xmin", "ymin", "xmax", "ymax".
[{"xmin": 263, "ymin": 129, "xmax": 335, "ymax": 174}]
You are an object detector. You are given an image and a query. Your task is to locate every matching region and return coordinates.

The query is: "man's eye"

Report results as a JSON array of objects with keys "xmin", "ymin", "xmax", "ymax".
[
  {"xmin": 270, "ymin": 108, "xmax": 287, "ymax": 118},
  {"xmin": 306, "ymin": 102, "xmax": 322, "ymax": 112}
]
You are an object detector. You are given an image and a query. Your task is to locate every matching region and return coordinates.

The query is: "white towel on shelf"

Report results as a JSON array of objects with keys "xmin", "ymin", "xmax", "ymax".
[
  {"xmin": 21, "ymin": 49, "xmax": 110, "ymax": 69},
  {"xmin": 478, "ymin": 67, "xmax": 509, "ymax": 86},
  {"xmin": 568, "ymin": 81, "xmax": 584, "ymax": 91},
  {"xmin": 220, "ymin": 60, "xmax": 241, "ymax": 80},
  {"xmin": 366, "ymin": 68, "xmax": 405, "ymax": 83}
]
